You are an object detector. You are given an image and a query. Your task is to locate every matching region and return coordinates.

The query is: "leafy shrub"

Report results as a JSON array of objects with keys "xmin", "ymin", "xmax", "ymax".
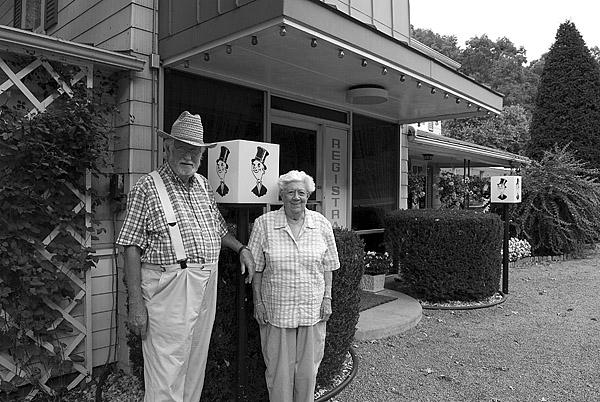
[
  {"xmin": 408, "ymin": 172, "xmax": 426, "ymax": 207},
  {"xmin": 510, "ymin": 145, "xmax": 600, "ymax": 256},
  {"xmin": 435, "ymin": 171, "xmax": 490, "ymax": 209},
  {"xmin": 317, "ymin": 227, "xmax": 364, "ymax": 388},
  {"xmin": 128, "ymin": 227, "xmax": 364, "ymax": 400},
  {"xmin": 385, "ymin": 209, "xmax": 503, "ymax": 302}
]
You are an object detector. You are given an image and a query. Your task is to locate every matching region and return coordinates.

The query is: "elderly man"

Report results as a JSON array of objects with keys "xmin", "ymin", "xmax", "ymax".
[{"xmin": 117, "ymin": 111, "xmax": 255, "ymax": 402}]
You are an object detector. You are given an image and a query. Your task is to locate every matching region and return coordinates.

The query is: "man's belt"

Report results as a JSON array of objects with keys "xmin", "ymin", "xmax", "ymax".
[{"xmin": 141, "ymin": 262, "xmax": 218, "ymax": 272}]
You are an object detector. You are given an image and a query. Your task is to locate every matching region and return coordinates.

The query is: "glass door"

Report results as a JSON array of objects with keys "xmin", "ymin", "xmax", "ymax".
[{"xmin": 270, "ymin": 119, "xmax": 321, "ymax": 211}]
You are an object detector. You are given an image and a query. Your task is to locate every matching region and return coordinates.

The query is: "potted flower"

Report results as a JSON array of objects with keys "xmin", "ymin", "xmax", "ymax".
[{"xmin": 360, "ymin": 251, "xmax": 393, "ymax": 292}]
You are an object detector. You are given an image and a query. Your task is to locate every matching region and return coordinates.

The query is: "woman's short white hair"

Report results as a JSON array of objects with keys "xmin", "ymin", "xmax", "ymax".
[{"xmin": 278, "ymin": 170, "xmax": 315, "ymax": 193}]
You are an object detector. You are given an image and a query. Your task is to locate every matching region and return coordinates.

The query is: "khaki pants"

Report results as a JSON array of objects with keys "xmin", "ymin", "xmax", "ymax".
[
  {"xmin": 260, "ymin": 322, "xmax": 327, "ymax": 402},
  {"xmin": 140, "ymin": 262, "xmax": 218, "ymax": 402}
]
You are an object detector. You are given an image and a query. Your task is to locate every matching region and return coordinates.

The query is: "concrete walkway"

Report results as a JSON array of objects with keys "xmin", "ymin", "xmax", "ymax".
[{"xmin": 354, "ymin": 276, "xmax": 422, "ymax": 341}]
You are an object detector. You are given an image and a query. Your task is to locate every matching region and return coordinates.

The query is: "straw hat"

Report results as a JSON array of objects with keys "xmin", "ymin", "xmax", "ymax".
[{"xmin": 157, "ymin": 111, "xmax": 217, "ymax": 148}]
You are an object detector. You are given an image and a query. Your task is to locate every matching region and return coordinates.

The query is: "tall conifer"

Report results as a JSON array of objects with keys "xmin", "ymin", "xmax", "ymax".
[{"xmin": 527, "ymin": 21, "xmax": 600, "ymax": 167}]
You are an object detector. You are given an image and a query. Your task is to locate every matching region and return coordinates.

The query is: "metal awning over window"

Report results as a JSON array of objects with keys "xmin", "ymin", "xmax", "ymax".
[{"xmin": 408, "ymin": 130, "xmax": 530, "ymax": 168}]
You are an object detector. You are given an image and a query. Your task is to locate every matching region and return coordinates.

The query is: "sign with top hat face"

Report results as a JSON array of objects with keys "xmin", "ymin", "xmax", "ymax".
[
  {"xmin": 208, "ymin": 140, "xmax": 280, "ymax": 204},
  {"xmin": 491, "ymin": 176, "xmax": 521, "ymax": 203}
]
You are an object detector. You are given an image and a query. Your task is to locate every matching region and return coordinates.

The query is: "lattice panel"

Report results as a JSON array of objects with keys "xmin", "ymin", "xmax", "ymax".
[{"xmin": 0, "ymin": 53, "xmax": 94, "ymax": 400}]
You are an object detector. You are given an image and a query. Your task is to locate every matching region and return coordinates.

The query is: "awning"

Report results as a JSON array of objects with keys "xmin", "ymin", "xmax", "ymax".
[
  {"xmin": 158, "ymin": 0, "xmax": 502, "ymax": 124},
  {"xmin": 408, "ymin": 130, "xmax": 530, "ymax": 169}
]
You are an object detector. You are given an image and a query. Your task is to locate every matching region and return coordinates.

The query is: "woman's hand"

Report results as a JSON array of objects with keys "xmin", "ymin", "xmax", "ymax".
[
  {"xmin": 320, "ymin": 298, "xmax": 332, "ymax": 322},
  {"xmin": 254, "ymin": 302, "xmax": 269, "ymax": 325}
]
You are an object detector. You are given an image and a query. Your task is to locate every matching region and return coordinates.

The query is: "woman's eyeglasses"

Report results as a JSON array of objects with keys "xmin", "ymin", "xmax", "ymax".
[{"xmin": 284, "ymin": 190, "xmax": 308, "ymax": 198}]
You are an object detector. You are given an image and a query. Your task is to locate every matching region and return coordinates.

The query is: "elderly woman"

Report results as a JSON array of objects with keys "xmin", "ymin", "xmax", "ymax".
[{"xmin": 247, "ymin": 170, "xmax": 340, "ymax": 402}]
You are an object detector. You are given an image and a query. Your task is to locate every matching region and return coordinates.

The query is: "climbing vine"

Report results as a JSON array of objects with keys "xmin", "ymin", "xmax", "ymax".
[{"xmin": 0, "ymin": 56, "xmax": 117, "ymax": 399}]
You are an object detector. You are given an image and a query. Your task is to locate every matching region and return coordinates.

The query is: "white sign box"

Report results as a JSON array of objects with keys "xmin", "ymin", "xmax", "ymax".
[
  {"xmin": 491, "ymin": 176, "xmax": 522, "ymax": 203},
  {"xmin": 208, "ymin": 140, "xmax": 280, "ymax": 204}
]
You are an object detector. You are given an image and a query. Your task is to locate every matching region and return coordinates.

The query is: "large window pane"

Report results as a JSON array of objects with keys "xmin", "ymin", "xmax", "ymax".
[{"xmin": 352, "ymin": 114, "xmax": 399, "ymax": 239}]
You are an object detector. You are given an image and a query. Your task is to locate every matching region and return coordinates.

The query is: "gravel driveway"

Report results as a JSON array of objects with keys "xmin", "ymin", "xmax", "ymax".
[{"xmin": 333, "ymin": 247, "xmax": 600, "ymax": 402}]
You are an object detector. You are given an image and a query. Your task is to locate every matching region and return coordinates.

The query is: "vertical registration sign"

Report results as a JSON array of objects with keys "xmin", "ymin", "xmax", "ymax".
[{"xmin": 323, "ymin": 127, "xmax": 348, "ymax": 228}]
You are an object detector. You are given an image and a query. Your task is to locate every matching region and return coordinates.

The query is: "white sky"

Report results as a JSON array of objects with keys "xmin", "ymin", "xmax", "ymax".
[{"xmin": 409, "ymin": 0, "xmax": 600, "ymax": 63}]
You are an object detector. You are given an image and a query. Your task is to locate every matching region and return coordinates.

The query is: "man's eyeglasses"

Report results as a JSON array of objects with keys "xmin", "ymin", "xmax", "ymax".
[{"xmin": 174, "ymin": 142, "xmax": 204, "ymax": 156}]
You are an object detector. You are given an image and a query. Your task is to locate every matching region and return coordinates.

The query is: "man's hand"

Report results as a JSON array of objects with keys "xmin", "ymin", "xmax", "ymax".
[
  {"xmin": 320, "ymin": 298, "xmax": 332, "ymax": 322},
  {"xmin": 128, "ymin": 301, "xmax": 148, "ymax": 339},
  {"xmin": 239, "ymin": 248, "xmax": 256, "ymax": 284}
]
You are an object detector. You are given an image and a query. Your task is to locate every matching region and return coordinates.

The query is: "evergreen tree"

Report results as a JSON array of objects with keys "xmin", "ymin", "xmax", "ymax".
[{"xmin": 526, "ymin": 21, "xmax": 600, "ymax": 167}]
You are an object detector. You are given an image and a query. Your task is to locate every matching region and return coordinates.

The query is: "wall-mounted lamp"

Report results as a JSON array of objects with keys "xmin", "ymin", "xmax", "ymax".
[
  {"xmin": 226, "ymin": 45, "xmax": 232, "ymax": 54},
  {"xmin": 279, "ymin": 26, "xmax": 287, "ymax": 36},
  {"xmin": 467, "ymin": 102, "xmax": 472, "ymax": 108},
  {"xmin": 204, "ymin": 53, "xmax": 210, "ymax": 62},
  {"xmin": 444, "ymin": 92, "xmax": 449, "ymax": 99},
  {"xmin": 477, "ymin": 106, "xmax": 482, "ymax": 112},
  {"xmin": 399, "ymin": 74, "xmax": 406, "ymax": 82},
  {"xmin": 416, "ymin": 81, "xmax": 422, "ymax": 89},
  {"xmin": 338, "ymin": 49, "xmax": 345, "ymax": 58},
  {"xmin": 361, "ymin": 58, "xmax": 368, "ymax": 67},
  {"xmin": 183, "ymin": 60, "xmax": 190, "ymax": 68},
  {"xmin": 311, "ymin": 38, "xmax": 318, "ymax": 47},
  {"xmin": 455, "ymin": 98, "xmax": 461, "ymax": 104},
  {"xmin": 430, "ymin": 87, "xmax": 436, "ymax": 94},
  {"xmin": 251, "ymin": 36, "xmax": 258, "ymax": 45},
  {"xmin": 381, "ymin": 67, "xmax": 387, "ymax": 75},
  {"xmin": 423, "ymin": 154, "xmax": 434, "ymax": 161}
]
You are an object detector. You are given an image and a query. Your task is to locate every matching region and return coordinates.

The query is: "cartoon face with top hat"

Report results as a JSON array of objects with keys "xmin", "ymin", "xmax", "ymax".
[
  {"xmin": 497, "ymin": 177, "xmax": 508, "ymax": 200},
  {"xmin": 251, "ymin": 146, "xmax": 269, "ymax": 197},
  {"xmin": 215, "ymin": 146, "xmax": 230, "ymax": 197}
]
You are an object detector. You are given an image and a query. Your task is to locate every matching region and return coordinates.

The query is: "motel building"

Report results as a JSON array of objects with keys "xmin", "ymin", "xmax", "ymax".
[{"xmin": 0, "ymin": 0, "xmax": 529, "ymax": 390}]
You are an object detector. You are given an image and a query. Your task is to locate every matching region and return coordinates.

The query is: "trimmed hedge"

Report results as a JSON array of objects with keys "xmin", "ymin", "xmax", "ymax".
[
  {"xmin": 385, "ymin": 209, "xmax": 503, "ymax": 302},
  {"xmin": 128, "ymin": 227, "xmax": 364, "ymax": 400},
  {"xmin": 317, "ymin": 227, "xmax": 365, "ymax": 388}
]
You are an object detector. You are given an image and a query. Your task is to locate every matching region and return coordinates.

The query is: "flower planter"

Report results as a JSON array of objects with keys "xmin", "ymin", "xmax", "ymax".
[{"xmin": 359, "ymin": 273, "xmax": 386, "ymax": 293}]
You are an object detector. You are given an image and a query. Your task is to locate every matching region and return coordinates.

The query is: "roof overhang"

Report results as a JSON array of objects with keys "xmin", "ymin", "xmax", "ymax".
[
  {"xmin": 408, "ymin": 130, "xmax": 530, "ymax": 169},
  {"xmin": 0, "ymin": 25, "xmax": 145, "ymax": 71},
  {"xmin": 159, "ymin": 0, "xmax": 502, "ymax": 124}
]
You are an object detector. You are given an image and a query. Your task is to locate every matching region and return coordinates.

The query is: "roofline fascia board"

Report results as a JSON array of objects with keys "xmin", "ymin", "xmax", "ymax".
[{"xmin": 0, "ymin": 25, "xmax": 145, "ymax": 71}]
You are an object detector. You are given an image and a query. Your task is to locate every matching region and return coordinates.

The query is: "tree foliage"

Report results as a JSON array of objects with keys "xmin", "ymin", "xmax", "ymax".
[
  {"xmin": 527, "ymin": 21, "xmax": 600, "ymax": 168},
  {"xmin": 458, "ymin": 35, "xmax": 539, "ymax": 111},
  {"xmin": 510, "ymin": 145, "xmax": 600, "ymax": 256},
  {"xmin": 443, "ymin": 105, "xmax": 530, "ymax": 154},
  {"xmin": 412, "ymin": 28, "xmax": 539, "ymax": 115},
  {"xmin": 410, "ymin": 27, "xmax": 461, "ymax": 61}
]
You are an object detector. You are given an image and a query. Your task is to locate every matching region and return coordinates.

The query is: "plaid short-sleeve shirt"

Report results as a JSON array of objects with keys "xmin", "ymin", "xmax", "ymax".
[
  {"xmin": 247, "ymin": 208, "xmax": 340, "ymax": 328},
  {"xmin": 116, "ymin": 163, "xmax": 228, "ymax": 264}
]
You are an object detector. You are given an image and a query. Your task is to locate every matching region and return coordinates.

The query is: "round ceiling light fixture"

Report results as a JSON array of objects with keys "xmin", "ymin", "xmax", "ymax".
[{"xmin": 346, "ymin": 85, "xmax": 388, "ymax": 105}]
